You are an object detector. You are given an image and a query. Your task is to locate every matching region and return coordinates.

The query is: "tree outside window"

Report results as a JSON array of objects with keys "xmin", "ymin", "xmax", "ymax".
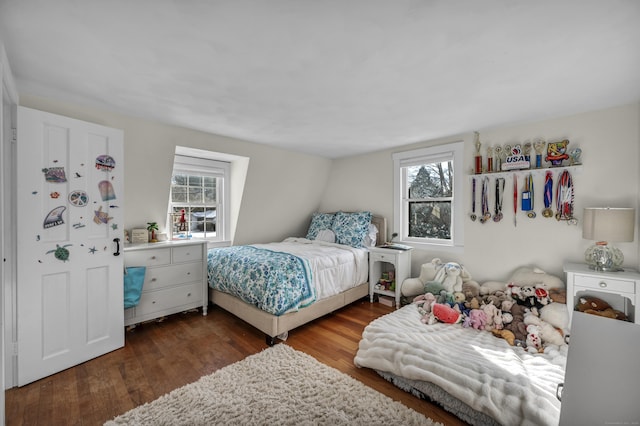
[{"xmin": 406, "ymin": 162, "xmax": 453, "ymax": 240}]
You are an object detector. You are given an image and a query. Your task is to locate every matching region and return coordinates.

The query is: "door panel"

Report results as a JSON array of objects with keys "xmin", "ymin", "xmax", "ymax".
[{"xmin": 17, "ymin": 106, "xmax": 124, "ymax": 386}]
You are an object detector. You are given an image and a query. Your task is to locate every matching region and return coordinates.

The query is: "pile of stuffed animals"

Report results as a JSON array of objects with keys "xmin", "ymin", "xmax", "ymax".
[{"xmin": 405, "ymin": 259, "xmax": 570, "ymax": 354}]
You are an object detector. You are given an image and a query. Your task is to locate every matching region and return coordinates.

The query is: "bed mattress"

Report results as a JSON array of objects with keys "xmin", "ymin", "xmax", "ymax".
[{"xmin": 354, "ymin": 304, "xmax": 567, "ymax": 426}]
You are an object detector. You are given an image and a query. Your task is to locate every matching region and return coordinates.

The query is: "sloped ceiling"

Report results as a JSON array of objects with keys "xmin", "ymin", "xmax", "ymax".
[{"xmin": 1, "ymin": 0, "xmax": 639, "ymax": 158}]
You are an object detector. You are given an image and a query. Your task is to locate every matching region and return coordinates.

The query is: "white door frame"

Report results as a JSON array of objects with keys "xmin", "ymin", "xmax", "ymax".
[{"xmin": 1, "ymin": 39, "xmax": 19, "ymax": 412}]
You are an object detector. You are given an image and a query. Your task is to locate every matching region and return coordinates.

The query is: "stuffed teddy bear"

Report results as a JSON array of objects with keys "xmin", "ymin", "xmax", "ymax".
[
  {"xmin": 433, "ymin": 261, "xmax": 471, "ymax": 293},
  {"xmin": 462, "ymin": 280, "xmax": 481, "ymax": 299},
  {"xmin": 401, "ymin": 258, "xmax": 443, "ymax": 297},
  {"xmin": 464, "ymin": 296, "xmax": 480, "ymax": 310},
  {"xmin": 503, "ymin": 303, "xmax": 528, "ymax": 343},
  {"xmin": 576, "ymin": 296, "xmax": 628, "ymax": 321},
  {"xmin": 548, "ymin": 287, "xmax": 567, "ymax": 304}
]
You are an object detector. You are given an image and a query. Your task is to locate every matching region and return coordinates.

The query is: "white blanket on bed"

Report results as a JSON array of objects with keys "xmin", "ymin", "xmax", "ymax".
[
  {"xmin": 253, "ymin": 238, "xmax": 368, "ymax": 300},
  {"xmin": 354, "ymin": 305, "xmax": 567, "ymax": 426}
]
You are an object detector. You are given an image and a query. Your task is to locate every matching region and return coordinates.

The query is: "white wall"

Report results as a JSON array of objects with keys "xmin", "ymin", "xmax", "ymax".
[
  {"xmin": 18, "ymin": 95, "xmax": 333, "ymax": 245},
  {"xmin": 321, "ymin": 103, "xmax": 640, "ymax": 282}
]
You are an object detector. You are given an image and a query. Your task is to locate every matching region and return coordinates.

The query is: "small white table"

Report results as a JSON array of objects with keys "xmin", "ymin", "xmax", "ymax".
[
  {"xmin": 564, "ymin": 262, "xmax": 640, "ymax": 327},
  {"xmin": 368, "ymin": 246, "xmax": 412, "ymax": 308}
]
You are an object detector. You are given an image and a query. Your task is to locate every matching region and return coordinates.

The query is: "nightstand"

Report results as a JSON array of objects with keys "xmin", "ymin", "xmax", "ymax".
[
  {"xmin": 369, "ymin": 246, "xmax": 412, "ymax": 308},
  {"xmin": 564, "ymin": 262, "xmax": 639, "ymax": 327}
]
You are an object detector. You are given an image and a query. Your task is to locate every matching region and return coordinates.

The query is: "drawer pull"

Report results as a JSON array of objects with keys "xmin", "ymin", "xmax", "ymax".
[
  {"xmin": 187, "ymin": 293, "xmax": 191, "ymax": 297},
  {"xmin": 599, "ymin": 281, "xmax": 607, "ymax": 288},
  {"xmin": 152, "ymin": 301, "xmax": 156, "ymax": 304},
  {"xmin": 187, "ymin": 272, "xmax": 191, "ymax": 275},
  {"xmin": 151, "ymin": 256, "xmax": 156, "ymax": 260},
  {"xmin": 151, "ymin": 278, "xmax": 157, "ymax": 282}
]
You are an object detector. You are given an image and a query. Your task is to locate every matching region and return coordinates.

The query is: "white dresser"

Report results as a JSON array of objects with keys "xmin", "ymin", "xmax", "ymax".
[{"xmin": 124, "ymin": 240, "xmax": 208, "ymax": 326}]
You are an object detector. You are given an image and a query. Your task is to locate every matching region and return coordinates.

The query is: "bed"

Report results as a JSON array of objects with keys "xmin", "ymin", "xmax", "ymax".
[
  {"xmin": 207, "ymin": 211, "xmax": 387, "ymax": 345},
  {"xmin": 354, "ymin": 278, "xmax": 569, "ymax": 426}
]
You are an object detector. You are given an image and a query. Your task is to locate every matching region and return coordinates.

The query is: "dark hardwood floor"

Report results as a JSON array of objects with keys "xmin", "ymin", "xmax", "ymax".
[{"xmin": 5, "ymin": 299, "xmax": 468, "ymax": 425}]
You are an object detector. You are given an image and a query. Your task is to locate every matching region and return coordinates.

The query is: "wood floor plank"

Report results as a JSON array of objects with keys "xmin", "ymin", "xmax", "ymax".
[{"xmin": 5, "ymin": 299, "xmax": 467, "ymax": 426}]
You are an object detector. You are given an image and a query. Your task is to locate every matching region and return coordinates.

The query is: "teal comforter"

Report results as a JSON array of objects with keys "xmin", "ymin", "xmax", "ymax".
[{"xmin": 207, "ymin": 245, "xmax": 315, "ymax": 315}]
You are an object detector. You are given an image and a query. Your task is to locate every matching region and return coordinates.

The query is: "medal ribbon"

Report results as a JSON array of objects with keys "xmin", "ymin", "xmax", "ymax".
[
  {"xmin": 544, "ymin": 171, "xmax": 553, "ymax": 209},
  {"xmin": 555, "ymin": 170, "xmax": 574, "ymax": 220}
]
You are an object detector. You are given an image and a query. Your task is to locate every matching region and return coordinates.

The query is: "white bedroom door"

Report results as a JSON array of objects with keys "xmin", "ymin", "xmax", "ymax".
[{"xmin": 16, "ymin": 107, "xmax": 125, "ymax": 386}]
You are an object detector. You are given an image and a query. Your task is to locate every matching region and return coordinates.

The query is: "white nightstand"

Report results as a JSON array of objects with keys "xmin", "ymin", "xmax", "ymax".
[
  {"xmin": 369, "ymin": 246, "xmax": 412, "ymax": 308},
  {"xmin": 564, "ymin": 262, "xmax": 640, "ymax": 327}
]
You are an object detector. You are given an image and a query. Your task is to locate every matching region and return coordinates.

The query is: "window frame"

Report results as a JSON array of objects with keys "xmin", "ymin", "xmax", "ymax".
[
  {"xmin": 392, "ymin": 140, "xmax": 465, "ymax": 252},
  {"xmin": 169, "ymin": 154, "xmax": 230, "ymax": 243}
]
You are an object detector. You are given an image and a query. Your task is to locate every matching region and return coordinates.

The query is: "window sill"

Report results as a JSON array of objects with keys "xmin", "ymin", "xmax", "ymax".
[{"xmin": 206, "ymin": 240, "xmax": 232, "ymax": 249}]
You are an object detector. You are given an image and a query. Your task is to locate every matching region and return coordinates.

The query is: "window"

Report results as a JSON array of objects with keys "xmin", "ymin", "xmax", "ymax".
[
  {"xmin": 393, "ymin": 140, "xmax": 464, "ymax": 250},
  {"xmin": 169, "ymin": 153, "xmax": 230, "ymax": 242}
]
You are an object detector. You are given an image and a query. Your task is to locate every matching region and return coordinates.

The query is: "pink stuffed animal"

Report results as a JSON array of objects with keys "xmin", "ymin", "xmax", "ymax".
[{"xmin": 464, "ymin": 309, "xmax": 487, "ymax": 330}]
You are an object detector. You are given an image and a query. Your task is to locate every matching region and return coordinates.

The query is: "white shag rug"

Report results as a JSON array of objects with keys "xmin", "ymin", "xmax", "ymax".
[{"xmin": 105, "ymin": 344, "xmax": 440, "ymax": 426}]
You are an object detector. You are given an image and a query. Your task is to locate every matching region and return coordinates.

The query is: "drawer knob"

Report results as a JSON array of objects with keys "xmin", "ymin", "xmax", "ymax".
[
  {"xmin": 187, "ymin": 292, "xmax": 191, "ymax": 297},
  {"xmin": 152, "ymin": 301, "xmax": 156, "ymax": 304},
  {"xmin": 151, "ymin": 278, "xmax": 157, "ymax": 282},
  {"xmin": 187, "ymin": 272, "xmax": 191, "ymax": 275},
  {"xmin": 151, "ymin": 256, "xmax": 156, "ymax": 260},
  {"xmin": 599, "ymin": 281, "xmax": 607, "ymax": 288}
]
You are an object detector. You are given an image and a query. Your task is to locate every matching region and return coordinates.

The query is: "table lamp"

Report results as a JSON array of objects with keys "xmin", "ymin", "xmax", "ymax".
[{"xmin": 582, "ymin": 207, "xmax": 635, "ymax": 271}]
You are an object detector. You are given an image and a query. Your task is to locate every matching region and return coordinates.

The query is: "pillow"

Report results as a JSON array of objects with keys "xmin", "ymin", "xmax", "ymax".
[
  {"xmin": 363, "ymin": 224, "xmax": 378, "ymax": 247},
  {"xmin": 331, "ymin": 211, "xmax": 372, "ymax": 248},
  {"xmin": 306, "ymin": 212, "xmax": 335, "ymax": 240},
  {"xmin": 315, "ymin": 229, "xmax": 336, "ymax": 243}
]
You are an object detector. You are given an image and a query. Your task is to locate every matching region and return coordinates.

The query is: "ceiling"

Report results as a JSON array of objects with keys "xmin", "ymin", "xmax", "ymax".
[{"xmin": 1, "ymin": 0, "xmax": 639, "ymax": 158}]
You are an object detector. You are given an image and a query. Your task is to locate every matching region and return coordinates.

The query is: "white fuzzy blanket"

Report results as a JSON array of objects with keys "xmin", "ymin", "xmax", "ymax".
[{"xmin": 354, "ymin": 305, "xmax": 567, "ymax": 426}]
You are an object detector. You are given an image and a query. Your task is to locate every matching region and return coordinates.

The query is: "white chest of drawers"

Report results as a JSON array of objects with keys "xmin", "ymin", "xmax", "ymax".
[{"xmin": 124, "ymin": 240, "xmax": 208, "ymax": 326}]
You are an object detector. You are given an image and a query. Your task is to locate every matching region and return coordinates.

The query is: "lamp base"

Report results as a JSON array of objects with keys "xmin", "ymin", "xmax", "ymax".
[{"xmin": 584, "ymin": 241, "xmax": 624, "ymax": 272}]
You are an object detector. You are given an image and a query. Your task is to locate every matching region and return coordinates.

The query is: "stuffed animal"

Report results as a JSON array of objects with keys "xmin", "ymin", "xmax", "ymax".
[
  {"xmin": 576, "ymin": 295, "xmax": 611, "ymax": 312},
  {"xmin": 508, "ymin": 283, "xmax": 550, "ymax": 310},
  {"xmin": 491, "ymin": 329, "xmax": 516, "ymax": 346},
  {"xmin": 433, "ymin": 262, "xmax": 468, "ymax": 293},
  {"xmin": 462, "ymin": 280, "xmax": 481, "ymax": 299},
  {"xmin": 510, "ymin": 266, "xmax": 564, "ymax": 289},
  {"xmin": 465, "ymin": 297, "xmax": 480, "ymax": 310},
  {"xmin": 549, "ymin": 288, "xmax": 567, "ymax": 304},
  {"xmin": 539, "ymin": 302, "xmax": 569, "ymax": 331},
  {"xmin": 525, "ymin": 324, "xmax": 543, "ymax": 353},
  {"xmin": 504, "ymin": 303, "xmax": 528, "ymax": 343},
  {"xmin": 424, "ymin": 281, "xmax": 445, "ymax": 296},
  {"xmin": 479, "ymin": 280, "xmax": 507, "ymax": 295},
  {"xmin": 464, "ymin": 309, "xmax": 487, "ymax": 330},
  {"xmin": 481, "ymin": 302, "xmax": 500, "ymax": 331},
  {"xmin": 413, "ymin": 292, "xmax": 437, "ymax": 316},
  {"xmin": 524, "ymin": 313, "xmax": 566, "ymax": 347},
  {"xmin": 429, "ymin": 302, "xmax": 462, "ymax": 325},
  {"xmin": 401, "ymin": 258, "xmax": 443, "ymax": 297}
]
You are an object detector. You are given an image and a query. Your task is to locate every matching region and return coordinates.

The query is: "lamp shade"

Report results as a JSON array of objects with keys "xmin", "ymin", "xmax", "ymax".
[{"xmin": 582, "ymin": 208, "xmax": 635, "ymax": 242}]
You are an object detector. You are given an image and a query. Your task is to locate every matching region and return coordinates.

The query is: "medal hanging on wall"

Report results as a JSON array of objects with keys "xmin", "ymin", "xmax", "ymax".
[
  {"xmin": 522, "ymin": 173, "xmax": 536, "ymax": 219},
  {"xmin": 493, "ymin": 177, "xmax": 505, "ymax": 222},
  {"xmin": 513, "ymin": 174, "xmax": 518, "ymax": 227},
  {"xmin": 470, "ymin": 177, "xmax": 477, "ymax": 221},
  {"xmin": 480, "ymin": 176, "xmax": 491, "ymax": 223},
  {"xmin": 555, "ymin": 170, "xmax": 578, "ymax": 225},
  {"xmin": 542, "ymin": 171, "xmax": 554, "ymax": 218}
]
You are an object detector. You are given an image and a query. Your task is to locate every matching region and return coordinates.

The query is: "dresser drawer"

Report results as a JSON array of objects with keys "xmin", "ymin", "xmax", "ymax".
[
  {"xmin": 573, "ymin": 274, "xmax": 635, "ymax": 294},
  {"xmin": 136, "ymin": 282, "xmax": 202, "ymax": 316},
  {"xmin": 143, "ymin": 263, "xmax": 204, "ymax": 291},
  {"xmin": 172, "ymin": 244, "xmax": 203, "ymax": 263},
  {"xmin": 370, "ymin": 252, "xmax": 396, "ymax": 263},
  {"xmin": 124, "ymin": 248, "xmax": 171, "ymax": 267}
]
